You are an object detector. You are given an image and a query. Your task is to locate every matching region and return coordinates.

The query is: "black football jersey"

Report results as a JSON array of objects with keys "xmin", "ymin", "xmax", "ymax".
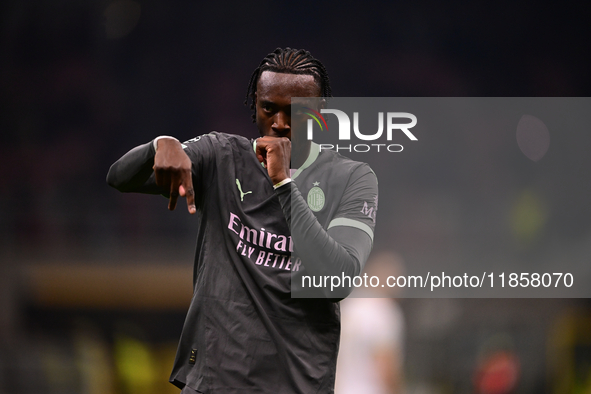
[{"xmin": 108, "ymin": 132, "xmax": 378, "ymax": 394}]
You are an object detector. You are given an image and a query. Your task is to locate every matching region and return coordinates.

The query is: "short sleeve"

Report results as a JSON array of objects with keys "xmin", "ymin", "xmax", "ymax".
[{"xmin": 180, "ymin": 134, "xmax": 217, "ymax": 192}]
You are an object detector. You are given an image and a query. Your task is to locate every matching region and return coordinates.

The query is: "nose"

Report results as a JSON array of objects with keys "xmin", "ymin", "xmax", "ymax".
[{"xmin": 272, "ymin": 111, "xmax": 290, "ymax": 134}]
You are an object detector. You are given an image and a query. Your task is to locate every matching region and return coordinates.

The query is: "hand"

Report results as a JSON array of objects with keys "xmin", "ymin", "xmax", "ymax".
[
  {"xmin": 255, "ymin": 136, "xmax": 291, "ymax": 185},
  {"xmin": 153, "ymin": 138, "xmax": 196, "ymax": 214}
]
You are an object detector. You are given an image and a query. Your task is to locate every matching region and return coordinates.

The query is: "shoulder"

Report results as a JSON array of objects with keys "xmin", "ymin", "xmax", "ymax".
[
  {"xmin": 182, "ymin": 132, "xmax": 251, "ymax": 146},
  {"xmin": 318, "ymin": 149, "xmax": 377, "ymax": 184},
  {"xmin": 181, "ymin": 132, "xmax": 254, "ymax": 154}
]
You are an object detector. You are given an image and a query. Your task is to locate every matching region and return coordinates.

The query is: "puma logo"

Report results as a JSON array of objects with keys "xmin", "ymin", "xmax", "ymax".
[{"xmin": 235, "ymin": 179, "xmax": 252, "ymax": 201}]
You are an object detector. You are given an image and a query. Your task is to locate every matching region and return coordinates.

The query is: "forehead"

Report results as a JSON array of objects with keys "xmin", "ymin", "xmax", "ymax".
[{"xmin": 257, "ymin": 71, "xmax": 320, "ymax": 100}]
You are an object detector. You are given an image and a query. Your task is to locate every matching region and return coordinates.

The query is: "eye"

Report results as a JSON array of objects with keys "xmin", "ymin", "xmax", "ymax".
[{"xmin": 261, "ymin": 103, "xmax": 273, "ymax": 112}]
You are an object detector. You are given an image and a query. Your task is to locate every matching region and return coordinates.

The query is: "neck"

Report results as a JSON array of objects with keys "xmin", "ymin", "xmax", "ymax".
[{"xmin": 291, "ymin": 139, "xmax": 311, "ymax": 169}]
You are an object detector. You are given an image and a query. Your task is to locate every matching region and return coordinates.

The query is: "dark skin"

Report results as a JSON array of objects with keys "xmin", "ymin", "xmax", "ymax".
[
  {"xmin": 153, "ymin": 137, "xmax": 195, "ymax": 213},
  {"xmin": 153, "ymin": 71, "xmax": 323, "ymax": 214}
]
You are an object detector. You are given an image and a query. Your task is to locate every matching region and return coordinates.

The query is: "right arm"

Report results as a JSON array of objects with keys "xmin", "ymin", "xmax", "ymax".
[
  {"xmin": 106, "ymin": 137, "xmax": 196, "ymax": 214},
  {"xmin": 106, "ymin": 140, "xmax": 161, "ymax": 194}
]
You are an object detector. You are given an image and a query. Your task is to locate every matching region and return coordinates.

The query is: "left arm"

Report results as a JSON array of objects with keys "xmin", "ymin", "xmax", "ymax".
[
  {"xmin": 274, "ymin": 181, "xmax": 374, "ymax": 279},
  {"xmin": 257, "ymin": 137, "xmax": 377, "ymax": 298}
]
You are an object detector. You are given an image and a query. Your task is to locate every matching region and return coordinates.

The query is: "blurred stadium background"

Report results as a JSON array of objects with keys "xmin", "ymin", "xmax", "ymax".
[{"xmin": 1, "ymin": 1, "xmax": 591, "ymax": 393}]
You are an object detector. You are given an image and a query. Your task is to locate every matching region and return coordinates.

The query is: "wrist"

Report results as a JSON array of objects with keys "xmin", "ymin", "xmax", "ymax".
[
  {"xmin": 273, "ymin": 178, "xmax": 292, "ymax": 189},
  {"xmin": 153, "ymin": 136, "xmax": 179, "ymax": 151}
]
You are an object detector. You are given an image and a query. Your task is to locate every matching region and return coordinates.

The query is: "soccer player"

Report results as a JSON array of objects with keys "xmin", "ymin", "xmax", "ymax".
[{"xmin": 107, "ymin": 48, "xmax": 378, "ymax": 394}]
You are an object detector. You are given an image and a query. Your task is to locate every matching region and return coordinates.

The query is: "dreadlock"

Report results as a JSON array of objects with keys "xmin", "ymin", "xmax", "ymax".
[{"xmin": 245, "ymin": 48, "xmax": 332, "ymax": 122}]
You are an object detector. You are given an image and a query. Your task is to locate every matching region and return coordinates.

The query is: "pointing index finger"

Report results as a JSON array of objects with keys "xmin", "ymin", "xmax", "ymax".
[{"xmin": 168, "ymin": 182, "xmax": 180, "ymax": 211}]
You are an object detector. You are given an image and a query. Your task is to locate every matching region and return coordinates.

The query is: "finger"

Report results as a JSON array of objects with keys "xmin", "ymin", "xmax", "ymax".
[
  {"xmin": 255, "ymin": 142, "xmax": 268, "ymax": 167},
  {"xmin": 181, "ymin": 174, "xmax": 196, "ymax": 215},
  {"xmin": 154, "ymin": 166, "xmax": 163, "ymax": 186},
  {"xmin": 255, "ymin": 137, "xmax": 268, "ymax": 152},
  {"xmin": 168, "ymin": 192, "xmax": 179, "ymax": 211},
  {"xmin": 154, "ymin": 167, "xmax": 172, "ymax": 190},
  {"xmin": 263, "ymin": 140, "xmax": 291, "ymax": 183},
  {"xmin": 256, "ymin": 153, "xmax": 267, "ymax": 167},
  {"xmin": 168, "ymin": 179, "xmax": 180, "ymax": 211}
]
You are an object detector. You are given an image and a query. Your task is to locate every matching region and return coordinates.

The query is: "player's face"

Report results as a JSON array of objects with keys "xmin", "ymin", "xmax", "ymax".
[{"xmin": 255, "ymin": 71, "xmax": 321, "ymax": 140}]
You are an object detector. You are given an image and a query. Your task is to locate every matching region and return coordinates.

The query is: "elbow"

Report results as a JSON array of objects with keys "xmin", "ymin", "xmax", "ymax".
[
  {"xmin": 326, "ymin": 281, "xmax": 355, "ymax": 302},
  {"xmin": 106, "ymin": 164, "xmax": 125, "ymax": 192},
  {"xmin": 106, "ymin": 171, "xmax": 116, "ymax": 189}
]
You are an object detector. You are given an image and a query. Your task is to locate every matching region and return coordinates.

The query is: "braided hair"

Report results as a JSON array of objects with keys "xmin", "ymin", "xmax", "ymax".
[{"xmin": 245, "ymin": 47, "xmax": 332, "ymax": 122}]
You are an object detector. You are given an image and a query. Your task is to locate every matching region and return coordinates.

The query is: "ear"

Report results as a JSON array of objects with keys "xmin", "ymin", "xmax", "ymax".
[{"xmin": 254, "ymin": 91, "xmax": 258, "ymax": 107}]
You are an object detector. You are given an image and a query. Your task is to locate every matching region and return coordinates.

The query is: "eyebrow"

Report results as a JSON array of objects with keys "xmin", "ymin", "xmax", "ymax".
[{"xmin": 258, "ymin": 99, "xmax": 276, "ymax": 107}]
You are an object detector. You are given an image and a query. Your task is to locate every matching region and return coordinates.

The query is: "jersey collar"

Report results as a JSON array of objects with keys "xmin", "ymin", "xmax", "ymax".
[{"xmin": 291, "ymin": 142, "xmax": 319, "ymax": 180}]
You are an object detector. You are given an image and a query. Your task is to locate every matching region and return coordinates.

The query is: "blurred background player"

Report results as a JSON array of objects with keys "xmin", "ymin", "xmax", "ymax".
[{"xmin": 336, "ymin": 251, "xmax": 406, "ymax": 394}]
